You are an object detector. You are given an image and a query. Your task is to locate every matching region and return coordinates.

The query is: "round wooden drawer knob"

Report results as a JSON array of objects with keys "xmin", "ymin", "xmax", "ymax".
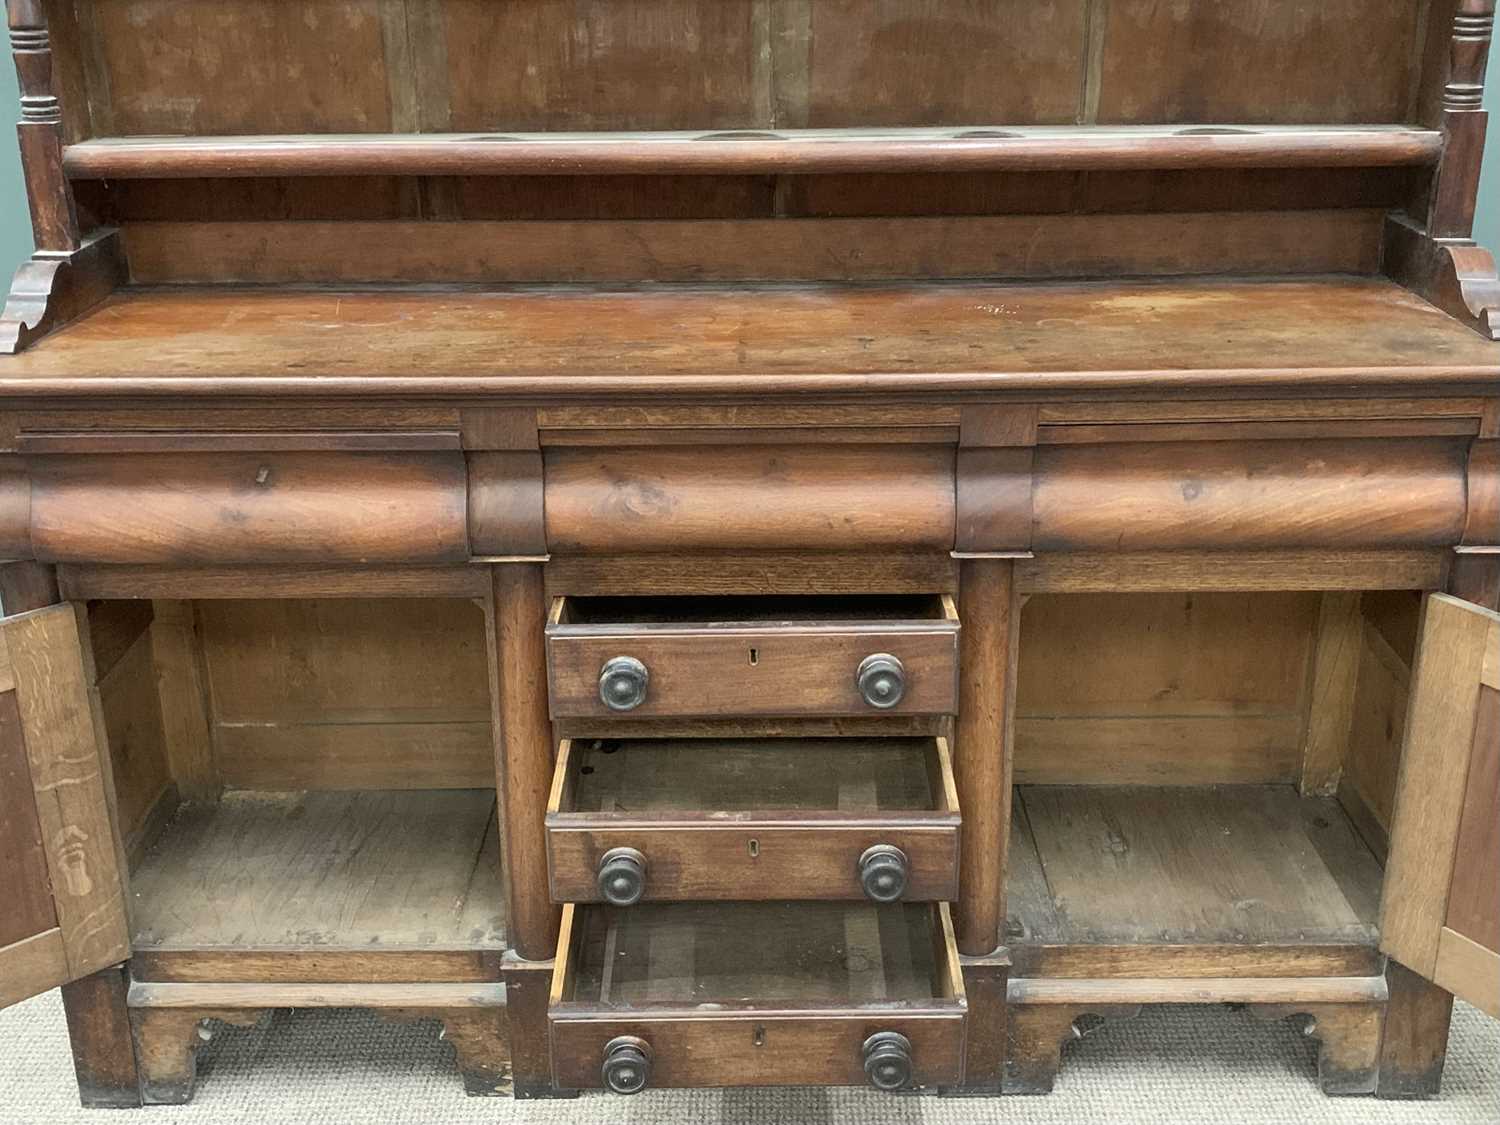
[
  {"xmin": 601, "ymin": 1036, "xmax": 652, "ymax": 1095},
  {"xmin": 599, "ymin": 656, "xmax": 649, "ymax": 711},
  {"xmin": 856, "ymin": 653, "xmax": 905, "ymax": 709},
  {"xmin": 858, "ymin": 844, "xmax": 909, "ymax": 902},
  {"xmin": 862, "ymin": 1031, "xmax": 913, "ymax": 1091},
  {"xmin": 597, "ymin": 847, "xmax": 647, "ymax": 906}
]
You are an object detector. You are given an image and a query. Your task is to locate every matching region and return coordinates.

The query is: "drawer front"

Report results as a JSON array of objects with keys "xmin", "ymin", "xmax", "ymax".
[
  {"xmin": 546, "ymin": 737, "xmax": 960, "ymax": 902},
  {"xmin": 551, "ymin": 1010, "xmax": 966, "ymax": 1090},
  {"xmin": 27, "ymin": 452, "xmax": 471, "ymax": 565},
  {"xmin": 549, "ymin": 903, "xmax": 966, "ymax": 1092},
  {"xmin": 546, "ymin": 596, "xmax": 960, "ymax": 719}
]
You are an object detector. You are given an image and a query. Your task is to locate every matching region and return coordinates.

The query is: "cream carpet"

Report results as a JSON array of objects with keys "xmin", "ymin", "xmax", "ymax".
[{"xmin": 0, "ymin": 990, "xmax": 1495, "ymax": 1123}]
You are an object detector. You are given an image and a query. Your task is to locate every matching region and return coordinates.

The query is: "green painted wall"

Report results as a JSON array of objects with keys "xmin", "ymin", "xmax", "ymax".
[
  {"xmin": 1479, "ymin": 31, "xmax": 1500, "ymax": 254},
  {"xmin": 1, "ymin": 58, "xmax": 27, "ymax": 279},
  {"xmin": 1, "ymin": 36, "xmax": 1498, "ymax": 278}
]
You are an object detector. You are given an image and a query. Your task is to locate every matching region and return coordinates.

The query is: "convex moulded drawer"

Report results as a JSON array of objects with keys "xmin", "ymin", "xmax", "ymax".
[
  {"xmin": 545, "ymin": 594, "xmax": 959, "ymax": 718},
  {"xmin": 545, "ymin": 735, "xmax": 960, "ymax": 904},
  {"xmin": 549, "ymin": 902, "xmax": 966, "ymax": 1093}
]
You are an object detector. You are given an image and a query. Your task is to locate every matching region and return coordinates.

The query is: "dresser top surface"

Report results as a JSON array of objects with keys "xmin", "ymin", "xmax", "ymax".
[{"xmin": 3, "ymin": 275, "xmax": 1495, "ymax": 399}]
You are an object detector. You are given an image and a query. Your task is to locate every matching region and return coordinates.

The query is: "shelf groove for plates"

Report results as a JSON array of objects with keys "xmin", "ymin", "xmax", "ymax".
[{"xmin": 62, "ymin": 125, "xmax": 1444, "ymax": 179}]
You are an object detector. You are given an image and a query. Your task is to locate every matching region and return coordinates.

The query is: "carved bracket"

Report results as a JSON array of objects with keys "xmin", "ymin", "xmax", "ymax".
[
  {"xmin": 1252, "ymin": 1002, "xmax": 1384, "ymax": 1096},
  {"xmin": 1384, "ymin": 214, "xmax": 1500, "ymax": 341},
  {"xmin": 0, "ymin": 228, "xmax": 125, "ymax": 355},
  {"xmin": 128, "ymin": 1007, "xmax": 267, "ymax": 1105},
  {"xmin": 1003, "ymin": 1003, "xmax": 1143, "ymax": 1095},
  {"xmin": 378, "ymin": 1008, "xmax": 512, "ymax": 1096}
]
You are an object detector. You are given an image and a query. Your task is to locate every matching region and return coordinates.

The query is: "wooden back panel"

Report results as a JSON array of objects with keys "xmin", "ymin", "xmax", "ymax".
[
  {"xmin": 195, "ymin": 598, "xmax": 493, "ymax": 791},
  {"xmin": 1014, "ymin": 592, "xmax": 1321, "ymax": 786},
  {"xmin": 51, "ymin": 0, "xmax": 1429, "ymax": 138},
  {"xmin": 75, "ymin": 167, "xmax": 1417, "ymax": 224}
]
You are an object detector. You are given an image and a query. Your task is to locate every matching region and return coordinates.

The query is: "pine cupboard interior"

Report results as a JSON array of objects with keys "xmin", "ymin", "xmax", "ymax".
[
  {"xmin": 91, "ymin": 597, "xmax": 507, "ymax": 961},
  {"xmin": 1006, "ymin": 588, "xmax": 1418, "ymax": 958},
  {"xmin": 91, "ymin": 587, "xmax": 1421, "ymax": 965}
]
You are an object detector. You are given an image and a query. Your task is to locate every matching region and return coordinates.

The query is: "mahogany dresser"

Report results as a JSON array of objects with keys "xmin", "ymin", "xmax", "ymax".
[{"xmin": 0, "ymin": 0, "xmax": 1497, "ymax": 1107}]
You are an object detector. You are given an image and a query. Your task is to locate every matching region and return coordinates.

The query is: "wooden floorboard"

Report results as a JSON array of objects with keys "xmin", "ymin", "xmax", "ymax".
[
  {"xmin": 1010, "ymin": 784, "xmax": 1384, "ymax": 948},
  {"xmin": 128, "ymin": 789, "xmax": 506, "ymax": 951}
]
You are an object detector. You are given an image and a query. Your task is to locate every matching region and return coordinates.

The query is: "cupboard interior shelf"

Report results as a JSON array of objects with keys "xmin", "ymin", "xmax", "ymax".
[
  {"xmin": 127, "ymin": 789, "xmax": 507, "ymax": 952},
  {"xmin": 1008, "ymin": 784, "xmax": 1384, "ymax": 950},
  {"xmin": 61, "ymin": 125, "xmax": 1443, "ymax": 180}
]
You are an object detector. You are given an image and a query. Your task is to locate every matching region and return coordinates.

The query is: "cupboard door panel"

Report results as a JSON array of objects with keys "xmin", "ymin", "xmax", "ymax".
[
  {"xmin": 0, "ymin": 605, "xmax": 130, "ymax": 1010},
  {"xmin": 1380, "ymin": 595, "xmax": 1500, "ymax": 1017}
]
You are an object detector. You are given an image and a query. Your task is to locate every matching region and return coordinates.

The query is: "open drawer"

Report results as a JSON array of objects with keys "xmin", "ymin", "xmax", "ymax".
[
  {"xmin": 546, "ymin": 736, "xmax": 960, "ymax": 903},
  {"xmin": 545, "ymin": 594, "xmax": 960, "ymax": 718},
  {"xmin": 549, "ymin": 902, "xmax": 966, "ymax": 1092}
]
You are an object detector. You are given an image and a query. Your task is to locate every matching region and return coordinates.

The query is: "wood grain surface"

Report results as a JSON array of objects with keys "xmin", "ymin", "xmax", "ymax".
[
  {"xmin": 546, "ymin": 736, "xmax": 959, "ymax": 902},
  {"xmin": 127, "ymin": 789, "xmax": 506, "ymax": 951},
  {"xmin": 4, "ymin": 279, "xmax": 1495, "ymax": 398}
]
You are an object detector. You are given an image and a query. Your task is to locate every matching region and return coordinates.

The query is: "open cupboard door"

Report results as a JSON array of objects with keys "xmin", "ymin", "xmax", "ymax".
[
  {"xmin": 0, "ymin": 604, "xmax": 130, "ymax": 1010},
  {"xmin": 1380, "ymin": 594, "xmax": 1500, "ymax": 1018}
]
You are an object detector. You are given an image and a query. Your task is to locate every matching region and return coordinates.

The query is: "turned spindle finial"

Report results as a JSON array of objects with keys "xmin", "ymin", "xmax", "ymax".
[
  {"xmin": 1445, "ymin": 1, "xmax": 1495, "ymax": 112},
  {"xmin": 7, "ymin": 0, "xmax": 60, "ymax": 124}
]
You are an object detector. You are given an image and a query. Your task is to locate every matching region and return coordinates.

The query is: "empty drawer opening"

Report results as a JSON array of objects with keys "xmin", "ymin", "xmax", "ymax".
[
  {"xmin": 569, "ymin": 737, "xmax": 943, "ymax": 813},
  {"xmin": 555, "ymin": 594, "xmax": 949, "ymax": 627},
  {"xmin": 567, "ymin": 902, "xmax": 948, "ymax": 1008}
]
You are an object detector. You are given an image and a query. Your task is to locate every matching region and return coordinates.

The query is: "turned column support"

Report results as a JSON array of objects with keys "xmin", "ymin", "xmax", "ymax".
[
  {"xmin": 1428, "ymin": 1, "xmax": 1494, "ymax": 239},
  {"xmin": 6, "ymin": 0, "xmax": 79, "ymax": 251},
  {"xmin": 3, "ymin": 5, "xmax": 121, "ymax": 354},
  {"xmin": 476, "ymin": 412, "xmax": 558, "ymax": 962},
  {"xmin": 1389, "ymin": 3, "xmax": 1499, "ymax": 336},
  {"xmin": 489, "ymin": 562, "xmax": 560, "ymax": 961},
  {"xmin": 952, "ymin": 405, "xmax": 1034, "ymax": 958},
  {"xmin": 953, "ymin": 557, "xmax": 1018, "ymax": 957}
]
